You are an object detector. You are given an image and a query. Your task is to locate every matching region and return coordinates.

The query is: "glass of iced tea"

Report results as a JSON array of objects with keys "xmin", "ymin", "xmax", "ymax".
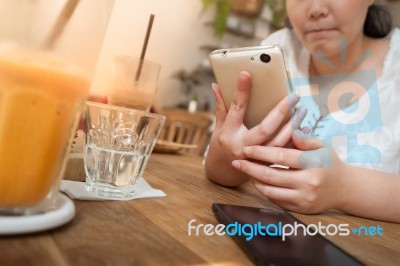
[
  {"xmin": 0, "ymin": 0, "xmax": 114, "ymax": 215},
  {"xmin": 108, "ymin": 55, "xmax": 161, "ymax": 111}
]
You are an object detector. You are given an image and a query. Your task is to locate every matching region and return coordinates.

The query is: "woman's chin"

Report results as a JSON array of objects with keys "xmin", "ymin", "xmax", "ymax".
[{"xmin": 308, "ymin": 42, "xmax": 343, "ymax": 60}]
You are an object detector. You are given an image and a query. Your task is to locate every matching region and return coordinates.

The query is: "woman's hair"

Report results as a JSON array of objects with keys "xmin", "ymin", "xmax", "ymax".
[
  {"xmin": 284, "ymin": 4, "xmax": 393, "ymax": 38},
  {"xmin": 364, "ymin": 5, "xmax": 392, "ymax": 38}
]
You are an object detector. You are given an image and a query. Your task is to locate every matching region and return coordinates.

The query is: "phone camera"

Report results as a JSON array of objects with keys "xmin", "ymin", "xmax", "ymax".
[{"xmin": 260, "ymin": 53, "xmax": 271, "ymax": 63}]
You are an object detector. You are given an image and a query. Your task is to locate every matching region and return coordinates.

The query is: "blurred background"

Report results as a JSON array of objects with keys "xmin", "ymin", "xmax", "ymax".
[{"xmin": 90, "ymin": 0, "xmax": 400, "ymax": 114}]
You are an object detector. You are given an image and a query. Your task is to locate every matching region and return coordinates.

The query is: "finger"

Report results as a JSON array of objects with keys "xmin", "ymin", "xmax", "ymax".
[
  {"xmin": 291, "ymin": 130, "xmax": 333, "ymax": 168},
  {"xmin": 232, "ymin": 159, "xmax": 299, "ymax": 188},
  {"xmin": 244, "ymin": 94, "xmax": 299, "ymax": 145},
  {"xmin": 242, "ymin": 146, "xmax": 303, "ymax": 169},
  {"xmin": 301, "ymin": 126, "xmax": 312, "ymax": 135},
  {"xmin": 267, "ymin": 107, "xmax": 307, "ymax": 147},
  {"xmin": 280, "ymin": 127, "xmax": 311, "ymax": 149},
  {"xmin": 252, "ymin": 179, "xmax": 299, "ymax": 205},
  {"xmin": 265, "ymin": 121, "xmax": 293, "ymax": 147},
  {"xmin": 292, "ymin": 129, "xmax": 325, "ymax": 151},
  {"xmin": 224, "ymin": 71, "xmax": 251, "ymax": 129},
  {"xmin": 243, "ymin": 145, "xmax": 333, "ymax": 169},
  {"xmin": 211, "ymin": 83, "xmax": 228, "ymax": 130}
]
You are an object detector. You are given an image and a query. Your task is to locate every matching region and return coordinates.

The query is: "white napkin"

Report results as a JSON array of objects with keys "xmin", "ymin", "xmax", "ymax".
[{"xmin": 60, "ymin": 178, "xmax": 166, "ymax": 201}]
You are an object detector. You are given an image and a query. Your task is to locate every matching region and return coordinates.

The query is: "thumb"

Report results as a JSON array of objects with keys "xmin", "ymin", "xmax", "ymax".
[{"xmin": 292, "ymin": 129, "xmax": 325, "ymax": 151}]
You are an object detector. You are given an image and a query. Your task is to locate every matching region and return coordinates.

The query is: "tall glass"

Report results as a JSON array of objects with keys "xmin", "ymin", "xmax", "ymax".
[
  {"xmin": 0, "ymin": 0, "xmax": 114, "ymax": 215},
  {"xmin": 108, "ymin": 55, "xmax": 161, "ymax": 112}
]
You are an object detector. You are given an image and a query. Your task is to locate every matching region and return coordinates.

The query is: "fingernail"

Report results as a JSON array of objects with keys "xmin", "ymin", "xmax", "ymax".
[
  {"xmin": 232, "ymin": 160, "xmax": 241, "ymax": 169},
  {"xmin": 296, "ymin": 107, "xmax": 308, "ymax": 120},
  {"xmin": 301, "ymin": 126, "xmax": 312, "ymax": 135},
  {"xmin": 239, "ymin": 71, "xmax": 250, "ymax": 82},
  {"xmin": 211, "ymin": 83, "xmax": 221, "ymax": 99},
  {"xmin": 294, "ymin": 129, "xmax": 307, "ymax": 140},
  {"xmin": 287, "ymin": 93, "xmax": 299, "ymax": 107},
  {"xmin": 243, "ymin": 146, "xmax": 253, "ymax": 155}
]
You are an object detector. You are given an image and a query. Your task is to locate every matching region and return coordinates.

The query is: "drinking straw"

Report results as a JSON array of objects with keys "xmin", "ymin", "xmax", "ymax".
[
  {"xmin": 44, "ymin": 0, "xmax": 80, "ymax": 48},
  {"xmin": 134, "ymin": 14, "xmax": 155, "ymax": 83}
]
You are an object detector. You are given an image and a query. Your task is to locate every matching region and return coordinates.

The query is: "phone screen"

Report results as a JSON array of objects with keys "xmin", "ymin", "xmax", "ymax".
[{"xmin": 212, "ymin": 203, "xmax": 364, "ymax": 266}]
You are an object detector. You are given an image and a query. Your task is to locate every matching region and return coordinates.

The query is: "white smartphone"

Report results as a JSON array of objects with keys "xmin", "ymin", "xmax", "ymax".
[{"xmin": 209, "ymin": 45, "xmax": 293, "ymax": 128}]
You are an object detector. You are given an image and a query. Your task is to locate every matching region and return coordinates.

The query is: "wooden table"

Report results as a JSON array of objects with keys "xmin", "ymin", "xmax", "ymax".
[{"xmin": 1, "ymin": 153, "xmax": 400, "ymax": 265}]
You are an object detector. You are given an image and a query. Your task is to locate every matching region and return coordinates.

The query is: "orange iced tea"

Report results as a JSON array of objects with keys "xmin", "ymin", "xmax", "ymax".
[
  {"xmin": 0, "ymin": 46, "xmax": 90, "ymax": 207},
  {"xmin": 108, "ymin": 56, "xmax": 160, "ymax": 112},
  {"xmin": 108, "ymin": 87, "xmax": 154, "ymax": 111}
]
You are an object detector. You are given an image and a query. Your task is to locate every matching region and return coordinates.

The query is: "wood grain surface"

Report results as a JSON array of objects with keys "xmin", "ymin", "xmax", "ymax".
[{"xmin": 1, "ymin": 154, "xmax": 399, "ymax": 265}]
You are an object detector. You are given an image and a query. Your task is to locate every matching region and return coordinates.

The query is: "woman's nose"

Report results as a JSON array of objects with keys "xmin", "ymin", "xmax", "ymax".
[{"xmin": 307, "ymin": 0, "xmax": 329, "ymax": 19}]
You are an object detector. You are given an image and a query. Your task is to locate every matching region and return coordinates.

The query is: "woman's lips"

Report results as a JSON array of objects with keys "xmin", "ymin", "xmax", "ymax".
[{"xmin": 306, "ymin": 28, "xmax": 336, "ymax": 35}]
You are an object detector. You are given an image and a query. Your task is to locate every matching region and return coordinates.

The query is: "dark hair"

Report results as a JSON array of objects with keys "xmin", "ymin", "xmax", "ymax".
[
  {"xmin": 364, "ymin": 5, "xmax": 393, "ymax": 38},
  {"xmin": 284, "ymin": 4, "xmax": 393, "ymax": 38}
]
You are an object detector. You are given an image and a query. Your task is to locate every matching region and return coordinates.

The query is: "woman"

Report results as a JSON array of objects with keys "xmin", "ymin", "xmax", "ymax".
[{"xmin": 205, "ymin": 0, "xmax": 400, "ymax": 222}]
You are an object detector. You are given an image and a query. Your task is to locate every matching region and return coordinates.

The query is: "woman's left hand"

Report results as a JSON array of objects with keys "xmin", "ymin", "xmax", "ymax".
[{"xmin": 232, "ymin": 130, "xmax": 351, "ymax": 214}]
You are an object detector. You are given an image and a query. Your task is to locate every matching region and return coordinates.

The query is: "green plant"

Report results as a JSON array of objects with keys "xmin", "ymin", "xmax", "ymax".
[
  {"xmin": 201, "ymin": 0, "xmax": 233, "ymax": 38},
  {"xmin": 201, "ymin": 0, "xmax": 286, "ymax": 38},
  {"xmin": 267, "ymin": 0, "xmax": 286, "ymax": 30}
]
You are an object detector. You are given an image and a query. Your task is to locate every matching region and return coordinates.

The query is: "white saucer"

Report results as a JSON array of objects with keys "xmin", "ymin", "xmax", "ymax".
[{"xmin": 0, "ymin": 193, "xmax": 75, "ymax": 235}]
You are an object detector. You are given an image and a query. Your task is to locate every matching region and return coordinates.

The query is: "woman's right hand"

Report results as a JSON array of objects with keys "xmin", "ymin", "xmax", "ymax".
[{"xmin": 204, "ymin": 71, "xmax": 305, "ymax": 187}]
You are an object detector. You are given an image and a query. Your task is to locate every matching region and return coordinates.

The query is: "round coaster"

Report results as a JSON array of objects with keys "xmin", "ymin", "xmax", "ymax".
[{"xmin": 0, "ymin": 193, "xmax": 75, "ymax": 235}]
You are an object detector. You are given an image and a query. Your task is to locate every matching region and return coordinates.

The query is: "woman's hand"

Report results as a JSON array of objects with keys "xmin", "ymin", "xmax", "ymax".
[
  {"xmin": 205, "ymin": 71, "xmax": 305, "ymax": 187},
  {"xmin": 232, "ymin": 130, "xmax": 351, "ymax": 213}
]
